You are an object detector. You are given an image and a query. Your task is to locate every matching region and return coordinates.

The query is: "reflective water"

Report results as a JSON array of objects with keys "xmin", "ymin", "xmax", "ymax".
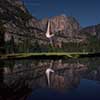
[
  {"xmin": 27, "ymin": 79, "xmax": 100, "ymax": 100},
  {"xmin": 0, "ymin": 58, "xmax": 100, "ymax": 100}
]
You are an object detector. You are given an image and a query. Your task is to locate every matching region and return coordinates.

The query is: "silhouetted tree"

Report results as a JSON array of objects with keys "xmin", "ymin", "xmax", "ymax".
[
  {"xmin": 33, "ymin": 40, "xmax": 41, "ymax": 52},
  {"xmin": 0, "ymin": 25, "xmax": 5, "ymax": 54}
]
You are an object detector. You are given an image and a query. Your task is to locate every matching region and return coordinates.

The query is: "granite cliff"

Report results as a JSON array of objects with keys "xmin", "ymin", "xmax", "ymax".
[
  {"xmin": 0, "ymin": 0, "xmax": 100, "ymax": 53},
  {"xmin": 80, "ymin": 24, "xmax": 100, "ymax": 39}
]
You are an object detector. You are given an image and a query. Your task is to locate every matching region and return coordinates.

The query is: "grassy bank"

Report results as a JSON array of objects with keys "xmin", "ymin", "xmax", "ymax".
[{"xmin": 0, "ymin": 52, "xmax": 96, "ymax": 60}]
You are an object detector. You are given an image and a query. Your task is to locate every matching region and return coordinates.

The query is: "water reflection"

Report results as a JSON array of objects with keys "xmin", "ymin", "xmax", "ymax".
[{"xmin": 0, "ymin": 58, "xmax": 100, "ymax": 99}]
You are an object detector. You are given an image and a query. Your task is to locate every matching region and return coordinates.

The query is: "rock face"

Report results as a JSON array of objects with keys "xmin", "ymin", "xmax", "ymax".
[
  {"xmin": 37, "ymin": 15, "xmax": 81, "ymax": 47},
  {"xmin": 80, "ymin": 24, "xmax": 100, "ymax": 39},
  {"xmin": 39, "ymin": 15, "xmax": 80, "ymax": 37},
  {"xmin": 0, "ymin": 0, "xmax": 100, "ymax": 53},
  {"xmin": 6, "ymin": 0, "xmax": 28, "ymax": 13},
  {"xmin": 0, "ymin": 0, "xmax": 36, "ymax": 39},
  {"xmin": 0, "ymin": 0, "xmax": 41, "ymax": 53}
]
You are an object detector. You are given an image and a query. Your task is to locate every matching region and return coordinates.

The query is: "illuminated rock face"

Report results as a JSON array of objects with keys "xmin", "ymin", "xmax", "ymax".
[
  {"xmin": 39, "ymin": 15, "xmax": 80, "ymax": 37},
  {"xmin": 38, "ymin": 15, "xmax": 81, "ymax": 48}
]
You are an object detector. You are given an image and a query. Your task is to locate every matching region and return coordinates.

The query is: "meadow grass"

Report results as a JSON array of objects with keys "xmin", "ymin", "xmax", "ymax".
[{"xmin": 0, "ymin": 52, "xmax": 92, "ymax": 59}]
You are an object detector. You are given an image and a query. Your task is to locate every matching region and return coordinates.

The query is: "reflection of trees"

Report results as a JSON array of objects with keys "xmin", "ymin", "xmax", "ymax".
[
  {"xmin": 4, "ymin": 60, "xmax": 15, "ymax": 73},
  {"xmin": 0, "ymin": 68, "xmax": 32, "ymax": 100},
  {"xmin": 0, "ymin": 79, "xmax": 32, "ymax": 100},
  {"xmin": 96, "ymin": 67, "xmax": 100, "ymax": 81},
  {"xmin": 0, "ymin": 62, "xmax": 4, "ymax": 84},
  {"xmin": 83, "ymin": 66, "xmax": 100, "ymax": 81},
  {"xmin": 0, "ymin": 61, "xmax": 32, "ymax": 100},
  {"xmin": 82, "ymin": 58, "xmax": 100, "ymax": 81}
]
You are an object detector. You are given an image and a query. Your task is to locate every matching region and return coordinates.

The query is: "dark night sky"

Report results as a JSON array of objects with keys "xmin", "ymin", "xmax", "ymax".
[{"xmin": 22, "ymin": 0, "xmax": 100, "ymax": 27}]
